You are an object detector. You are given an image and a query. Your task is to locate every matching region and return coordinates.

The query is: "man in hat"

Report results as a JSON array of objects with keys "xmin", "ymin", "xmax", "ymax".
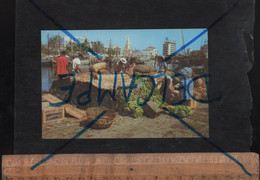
[{"xmin": 115, "ymin": 58, "xmax": 127, "ymax": 74}]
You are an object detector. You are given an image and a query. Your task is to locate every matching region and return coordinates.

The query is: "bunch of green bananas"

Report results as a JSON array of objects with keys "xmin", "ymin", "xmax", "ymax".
[
  {"xmin": 150, "ymin": 95, "xmax": 163, "ymax": 107},
  {"xmin": 172, "ymin": 105, "xmax": 193, "ymax": 118},
  {"xmin": 117, "ymin": 78, "xmax": 165, "ymax": 118},
  {"xmin": 124, "ymin": 100, "xmax": 144, "ymax": 118}
]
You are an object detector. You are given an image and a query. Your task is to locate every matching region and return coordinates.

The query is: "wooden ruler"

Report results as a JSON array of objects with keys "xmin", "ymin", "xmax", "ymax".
[{"xmin": 2, "ymin": 153, "xmax": 259, "ymax": 180}]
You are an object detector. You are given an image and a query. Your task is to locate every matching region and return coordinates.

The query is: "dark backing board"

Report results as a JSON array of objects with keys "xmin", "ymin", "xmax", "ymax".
[{"xmin": 14, "ymin": 0, "xmax": 255, "ymax": 154}]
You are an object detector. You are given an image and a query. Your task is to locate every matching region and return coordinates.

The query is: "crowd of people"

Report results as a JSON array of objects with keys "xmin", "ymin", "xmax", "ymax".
[
  {"xmin": 55, "ymin": 50, "xmax": 139, "ymax": 78},
  {"xmin": 55, "ymin": 51, "xmax": 171, "ymax": 77}
]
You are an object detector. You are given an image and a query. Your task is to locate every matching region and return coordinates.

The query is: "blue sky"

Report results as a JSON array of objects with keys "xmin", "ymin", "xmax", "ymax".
[{"xmin": 41, "ymin": 29, "xmax": 207, "ymax": 55}]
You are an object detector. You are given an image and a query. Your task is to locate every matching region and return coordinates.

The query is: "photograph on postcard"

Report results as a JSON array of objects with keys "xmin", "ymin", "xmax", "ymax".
[{"xmin": 41, "ymin": 29, "xmax": 209, "ymax": 139}]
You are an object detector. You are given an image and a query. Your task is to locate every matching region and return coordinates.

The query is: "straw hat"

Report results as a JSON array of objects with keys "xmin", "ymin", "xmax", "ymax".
[{"xmin": 120, "ymin": 58, "xmax": 127, "ymax": 64}]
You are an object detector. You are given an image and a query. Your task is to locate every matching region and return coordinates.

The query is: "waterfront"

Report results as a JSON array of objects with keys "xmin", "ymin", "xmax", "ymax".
[
  {"xmin": 42, "ymin": 64, "xmax": 55, "ymax": 91},
  {"xmin": 41, "ymin": 62, "xmax": 91, "ymax": 91},
  {"xmin": 41, "ymin": 59, "xmax": 157, "ymax": 91}
]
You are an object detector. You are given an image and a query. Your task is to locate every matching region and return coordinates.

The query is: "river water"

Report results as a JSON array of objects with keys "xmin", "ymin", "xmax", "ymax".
[
  {"xmin": 41, "ymin": 64, "xmax": 91, "ymax": 91},
  {"xmin": 42, "ymin": 64, "xmax": 55, "ymax": 91}
]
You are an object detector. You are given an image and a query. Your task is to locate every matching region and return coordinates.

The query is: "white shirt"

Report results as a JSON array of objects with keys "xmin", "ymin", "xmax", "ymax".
[
  {"xmin": 179, "ymin": 67, "xmax": 193, "ymax": 99},
  {"xmin": 72, "ymin": 58, "xmax": 81, "ymax": 69}
]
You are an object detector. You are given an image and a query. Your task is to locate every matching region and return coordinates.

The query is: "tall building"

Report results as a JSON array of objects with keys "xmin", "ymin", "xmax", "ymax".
[
  {"xmin": 123, "ymin": 36, "xmax": 132, "ymax": 57},
  {"xmin": 163, "ymin": 38, "xmax": 176, "ymax": 57},
  {"xmin": 180, "ymin": 30, "xmax": 186, "ymax": 55}
]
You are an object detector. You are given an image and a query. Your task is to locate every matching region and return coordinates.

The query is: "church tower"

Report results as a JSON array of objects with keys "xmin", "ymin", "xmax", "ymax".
[{"xmin": 123, "ymin": 36, "xmax": 132, "ymax": 57}]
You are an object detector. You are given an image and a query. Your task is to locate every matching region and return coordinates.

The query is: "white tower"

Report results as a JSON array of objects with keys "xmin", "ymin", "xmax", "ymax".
[{"xmin": 124, "ymin": 36, "xmax": 132, "ymax": 56}]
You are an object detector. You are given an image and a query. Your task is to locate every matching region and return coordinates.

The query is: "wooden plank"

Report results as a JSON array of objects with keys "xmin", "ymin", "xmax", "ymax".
[
  {"xmin": 64, "ymin": 104, "xmax": 86, "ymax": 119},
  {"xmin": 2, "ymin": 153, "xmax": 258, "ymax": 179},
  {"xmin": 42, "ymin": 94, "xmax": 86, "ymax": 119}
]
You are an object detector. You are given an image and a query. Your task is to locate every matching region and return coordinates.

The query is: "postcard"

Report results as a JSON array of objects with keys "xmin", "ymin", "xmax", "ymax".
[{"xmin": 41, "ymin": 29, "xmax": 209, "ymax": 139}]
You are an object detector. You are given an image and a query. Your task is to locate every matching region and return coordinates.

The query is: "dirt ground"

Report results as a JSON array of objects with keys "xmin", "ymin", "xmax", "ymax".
[{"xmin": 42, "ymin": 103, "xmax": 208, "ymax": 139}]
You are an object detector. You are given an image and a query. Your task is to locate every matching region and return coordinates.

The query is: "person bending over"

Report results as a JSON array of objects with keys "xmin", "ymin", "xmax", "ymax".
[{"xmin": 72, "ymin": 54, "xmax": 84, "ymax": 75}]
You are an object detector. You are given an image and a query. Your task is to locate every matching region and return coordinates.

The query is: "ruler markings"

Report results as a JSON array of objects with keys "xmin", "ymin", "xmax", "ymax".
[{"xmin": 2, "ymin": 153, "xmax": 258, "ymax": 179}]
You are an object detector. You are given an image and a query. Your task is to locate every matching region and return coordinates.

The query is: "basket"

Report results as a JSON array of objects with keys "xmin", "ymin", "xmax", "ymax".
[{"xmin": 80, "ymin": 106, "xmax": 117, "ymax": 129}]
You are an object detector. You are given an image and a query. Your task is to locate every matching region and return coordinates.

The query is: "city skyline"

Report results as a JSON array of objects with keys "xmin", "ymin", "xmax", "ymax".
[{"xmin": 41, "ymin": 29, "xmax": 208, "ymax": 55}]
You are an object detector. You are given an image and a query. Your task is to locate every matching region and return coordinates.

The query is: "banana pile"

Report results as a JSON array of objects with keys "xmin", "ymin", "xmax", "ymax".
[
  {"xmin": 117, "ymin": 78, "xmax": 193, "ymax": 118},
  {"xmin": 164, "ymin": 104, "xmax": 193, "ymax": 118}
]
